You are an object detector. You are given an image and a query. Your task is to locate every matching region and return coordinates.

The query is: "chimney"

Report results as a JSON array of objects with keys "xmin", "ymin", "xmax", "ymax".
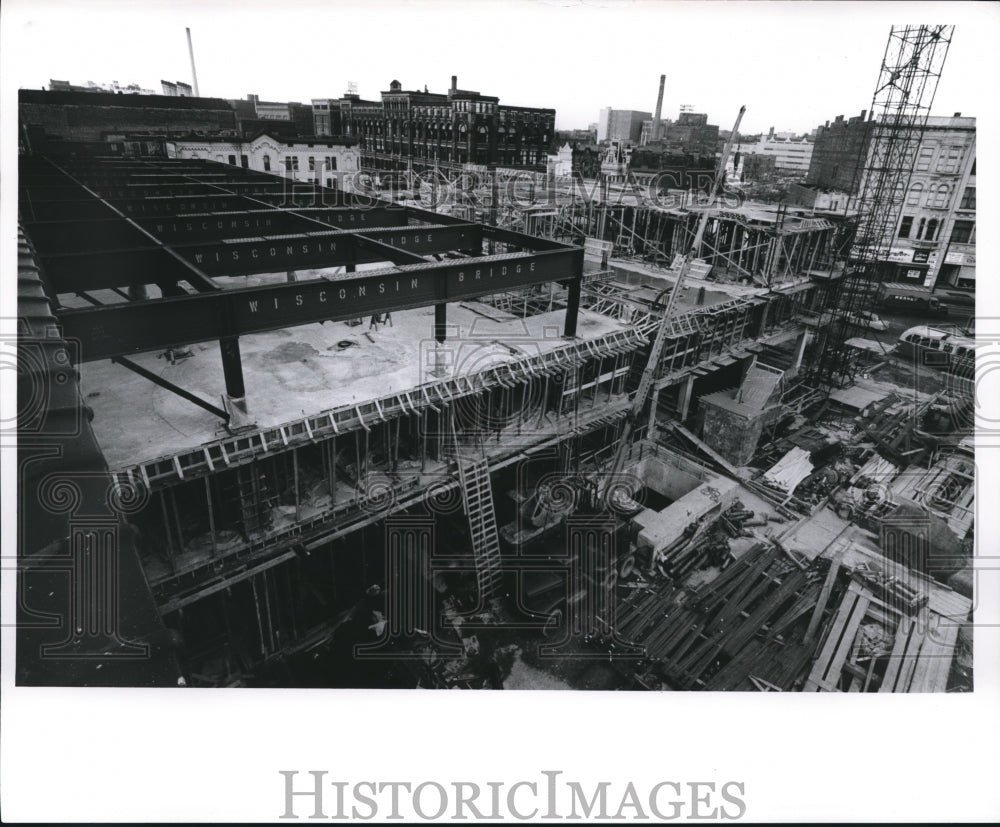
[
  {"xmin": 186, "ymin": 27, "xmax": 200, "ymax": 97},
  {"xmin": 954, "ymin": 112, "xmax": 961, "ymax": 117},
  {"xmin": 652, "ymin": 74, "xmax": 665, "ymax": 142},
  {"xmin": 451, "ymin": 75, "xmax": 457, "ymax": 93}
]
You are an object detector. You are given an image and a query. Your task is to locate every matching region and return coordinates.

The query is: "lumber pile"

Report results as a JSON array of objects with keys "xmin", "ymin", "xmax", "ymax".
[{"xmin": 613, "ymin": 544, "xmax": 837, "ymax": 690}]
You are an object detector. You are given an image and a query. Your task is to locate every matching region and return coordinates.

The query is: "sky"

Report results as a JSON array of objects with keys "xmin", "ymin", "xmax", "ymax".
[{"xmin": 3, "ymin": 0, "xmax": 998, "ymax": 136}]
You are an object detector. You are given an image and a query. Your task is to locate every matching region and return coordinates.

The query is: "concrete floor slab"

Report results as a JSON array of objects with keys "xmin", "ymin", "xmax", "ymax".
[{"xmin": 80, "ymin": 304, "xmax": 626, "ymax": 470}]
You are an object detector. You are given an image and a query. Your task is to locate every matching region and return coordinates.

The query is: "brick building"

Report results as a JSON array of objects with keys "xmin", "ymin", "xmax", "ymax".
[
  {"xmin": 889, "ymin": 115, "xmax": 976, "ymax": 290},
  {"xmin": 337, "ymin": 76, "xmax": 556, "ymax": 170},
  {"xmin": 802, "ymin": 111, "xmax": 975, "ymax": 291},
  {"xmin": 19, "ymin": 89, "xmax": 238, "ymax": 142},
  {"xmin": 228, "ymin": 94, "xmax": 315, "ymax": 138},
  {"xmin": 311, "ymin": 98, "xmax": 342, "ymax": 136},
  {"xmin": 807, "ymin": 110, "xmax": 872, "ymax": 191},
  {"xmin": 645, "ymin": 111, "xmax": 720, "ymax": 158}
]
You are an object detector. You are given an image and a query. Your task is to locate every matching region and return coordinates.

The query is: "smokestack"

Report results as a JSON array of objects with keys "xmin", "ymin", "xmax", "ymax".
[
  {"xmin": 652, "ymin": 74, "xmax": 665, "ymax": 142},
  {"xmin": 451, "ymin": 75, "xmax": 457, "ymax": 93},
  {"xmin": 186, "ymin": 28, "xmax": 200, "ymax": 97}
]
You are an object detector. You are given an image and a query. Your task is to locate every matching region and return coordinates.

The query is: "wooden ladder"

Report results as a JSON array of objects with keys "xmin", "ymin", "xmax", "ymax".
[{"xmin": 452, "ymin": 429, "xmax": 503, "ymax": 602}]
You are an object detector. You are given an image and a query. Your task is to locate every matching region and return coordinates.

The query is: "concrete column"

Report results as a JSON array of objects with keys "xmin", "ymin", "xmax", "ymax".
[
  {"xmin": 676, "ymin": 374, "xmax": 696, "ymax": 421},
  {"xmin": 792, "ymin": 329, "xmax": 810, "ymax": 373},
  {"xmin": 220, "ymin": 336, "xmax": 251, "ymax": 428},
  {"xmin": 563, "ymin": 275, "xmax": 581, "ymax": 338},
  {"xmin": 647, "ymin": 386, "xmax": 661, "ymax": 441},
  {"xmin": 434, "ymin": 302, "xmax": 447, "ymax": 344},
  {"xmin": 807, "ymin": 234, "xmax": 820, "ymax": 275},
  {"xmin": 758, "ymin": 298, "xmax": 770, "ymax": 335}
]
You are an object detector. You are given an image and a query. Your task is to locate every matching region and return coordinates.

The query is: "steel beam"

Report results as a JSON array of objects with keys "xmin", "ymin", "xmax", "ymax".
[
  {"xmin": 482, "ymin": 225, "xmax": 576, "ymax": 251},
  {"xmin": 84, "ymin": 182, "xmax": 291, "ymax": 201},
  {"xmin": 59, "ymin": 247, "xmax": 584, "ymax": 361},
  {"xmin": 111, "ymin": 356, "xmax": 230, "ymax": 422},
  {"xmin": 132, "ymin": 207, "xmax": 407, "ymax": 243},
  {"xmin": 104, "ymin": 194, "xmax": 263, "ymax": 218},
  {"xmin": 19, "ymin": 201, "xmax": 121, "ymax": 222},
  {"xmin": 26, "ymin": 215, "xmax": 476, "ymax": 293},
  {"xmin": 39, "ymin": 247, "xmax": 192, "ymax": 293},
  {"xmin": 166, "ymin": 223, "xmax": 482, "ymax": 279},
  {"xmin": 354, "ymin": 235, "xmax": 427, "ymax": 265},
  {"xmin": 22, "ymin": 217, "xmax": 147, "ymax": 252}
]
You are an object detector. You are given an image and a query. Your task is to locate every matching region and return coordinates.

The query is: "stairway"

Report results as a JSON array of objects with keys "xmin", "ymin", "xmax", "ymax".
[{"xmin": 452, "ymin": 433, "xmax": 504, "ymax": 602}]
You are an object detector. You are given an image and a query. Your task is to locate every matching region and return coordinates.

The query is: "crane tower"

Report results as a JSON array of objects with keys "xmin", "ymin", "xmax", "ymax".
[{"xmin": 812, "ymin": 25, "xmax": 954, "ymax": 387}]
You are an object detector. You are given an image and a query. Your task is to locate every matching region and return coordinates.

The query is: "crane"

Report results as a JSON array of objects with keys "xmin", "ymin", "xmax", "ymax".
[
  {"xmin": 601, "ymin": 105, "xmax": 746, "ymax": 494},
  {"xmin": 810, "ymin": 25, "xmax": 953, "ymax": 387}
]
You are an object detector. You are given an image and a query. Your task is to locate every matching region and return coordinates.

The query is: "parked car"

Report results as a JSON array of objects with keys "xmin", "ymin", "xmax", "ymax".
[{"xmin": 846, "ymin": 310, "xmax": 889, "ymax": 332}]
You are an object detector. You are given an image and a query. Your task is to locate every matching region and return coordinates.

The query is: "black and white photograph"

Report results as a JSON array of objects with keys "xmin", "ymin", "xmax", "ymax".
[{"xmin": 2, "ymin": 0, "xmax": 998, "ymax": 822}]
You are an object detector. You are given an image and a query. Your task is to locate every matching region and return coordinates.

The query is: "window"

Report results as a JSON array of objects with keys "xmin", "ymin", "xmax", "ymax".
[
  {"xmin": 915, "ymin": 146, "xmax": 934, "ymax": 171},
  {"xmin": 263, "ymin": 154, "xmax": 271, "ymax": 171},
  {"xmin": 950, "ymin": 220, "xmax": 974, "ymax": 244},
  {"xmin": 959, "ymin": 187, "xmax": 975, "ymax": 210},
  {"xmin": 916, "ymin": 218, "xmax": 926, "ymax": 240},
  {"xmin": 905, "ymin": 182, "xmax": 923, "ymax": 206},
  {"xmin": 927, "ymin": 184, "xmax": 950, "ymax": 209},
  {"xmin": 936, "ymin": 145, "xmax": 965, "ymax": 173},
  {"xmin": 284, "ymin": 156, "xmax": 299, "ymax": 171},
  {"xmin": 327, "ymin": 156, "xmax": 337, "ymax": 170},
  {"xmin": 241, "ymin": 154, "xmax": 249, "ymax": 168},
  {"xmin": 228, "ymin": 154, "xmax": 236, "ymax": 165},
  {"xmin": 898, "ymin": 216, "xmax": 913, "ymax": 238},
  {"xmin": 308, "ymin": 156, "xmax": 315, "ymax": 171},
  {"xmin": 926, "ymin": 218, "xmax": 939, "ymax": 241}
]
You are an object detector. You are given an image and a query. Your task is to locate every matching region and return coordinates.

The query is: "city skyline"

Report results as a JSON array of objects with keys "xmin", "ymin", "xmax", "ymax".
[{"xmin": 4, "ymin": 0, "xmax": 997, "ymax": 136}]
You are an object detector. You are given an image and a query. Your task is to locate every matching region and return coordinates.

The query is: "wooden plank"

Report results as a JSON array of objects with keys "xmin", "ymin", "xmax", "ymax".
[
  {"xmin": 879, "ymin": 614, "xmax": 915, "ymax": 692},
  {"xmin": 894, "ymin": 610, "xmax": 930, "ymax": 692},
  {"xmin": 766, "ymin": 582, "xmax": 822, "ymax": 640},
  {"xmin": 804, "ymin": 545, "xmax": 845, "ymax": 644},
  {"xmin": 670, "ymin": 422, "xmax": 743, "ymax": 478},
  {"xmin": 908, "ymin": 614, "xmax": 961, "ymax": 693},
  {"xmin": 804, "ymin": 583, "xmax": 870, "ymax": 692}
]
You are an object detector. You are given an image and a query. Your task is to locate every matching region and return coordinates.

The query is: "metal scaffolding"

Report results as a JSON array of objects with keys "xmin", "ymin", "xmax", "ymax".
[{"xmin": 812, "ymin": 24, "xmax": 954, "ymax": 386}]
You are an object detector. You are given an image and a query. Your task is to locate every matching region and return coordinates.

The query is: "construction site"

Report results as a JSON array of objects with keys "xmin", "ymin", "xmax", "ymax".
[{"xmin": 16, "ymin": 24, "xmax": 975, "ymax": 693}]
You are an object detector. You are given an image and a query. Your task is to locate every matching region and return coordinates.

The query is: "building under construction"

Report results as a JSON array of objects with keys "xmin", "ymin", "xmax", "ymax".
[
  {"xmin": 16, "ymin": 141, "xmax": 972, "ymax": 692},
  {"xmin": 15, "ymin": 24, "xmax": 974, "ymax": 691}
]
